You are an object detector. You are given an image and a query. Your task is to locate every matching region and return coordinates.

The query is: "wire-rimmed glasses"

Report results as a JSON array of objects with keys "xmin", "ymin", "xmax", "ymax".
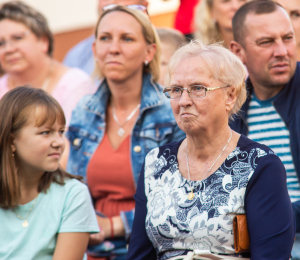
[
  {"xmin": 163, "ymin": 85, "xmax": 230, "ymax": 99},
  {"xmin": 0, "ymin": 30, "xmax": 31, "ymax": 51}
]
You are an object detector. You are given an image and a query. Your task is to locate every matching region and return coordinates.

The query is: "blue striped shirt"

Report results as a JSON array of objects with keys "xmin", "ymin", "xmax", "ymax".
[{"xmin": 247, "ymin": 94, "xmax": 300, "ymax": 202}]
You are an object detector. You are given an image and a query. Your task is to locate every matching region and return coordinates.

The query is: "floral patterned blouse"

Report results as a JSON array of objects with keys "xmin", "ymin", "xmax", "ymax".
[{"xmin": 127, "ymin": 135, "xmax": 295, "ymax": 260}]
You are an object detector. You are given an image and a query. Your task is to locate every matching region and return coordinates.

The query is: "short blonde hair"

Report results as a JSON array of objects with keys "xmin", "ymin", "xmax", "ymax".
[
  {"xmin": 165, "ymin": 39, "xmax": 247, "ymax": 120},
  {"xmin": 94, "ymin": 6, "xmax": 161, "ymax": 82}
]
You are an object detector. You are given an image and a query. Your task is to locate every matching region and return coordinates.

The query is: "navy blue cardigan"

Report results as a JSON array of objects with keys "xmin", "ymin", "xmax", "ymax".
[{"xmin": 230, "ymin": 62, "xmax": 300, "ymax": 231}]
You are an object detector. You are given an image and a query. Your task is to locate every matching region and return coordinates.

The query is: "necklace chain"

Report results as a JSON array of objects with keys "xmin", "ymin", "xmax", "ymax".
[
  {"xmin": 13, "ymin": 195, "xmax": 39, "ymax": 228},
  {"xmin": 112, "ymin": 102, "xmax": 141, "ymax": 137},
  {"xmin": 186, "ymin": 129, "xmax": 233, "ymax": 200}
]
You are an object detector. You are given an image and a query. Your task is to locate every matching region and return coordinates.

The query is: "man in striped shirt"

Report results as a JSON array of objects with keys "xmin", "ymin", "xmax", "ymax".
[{"xmin": 230, "ymin": 1, "xmax": 300, "ymax": 257}]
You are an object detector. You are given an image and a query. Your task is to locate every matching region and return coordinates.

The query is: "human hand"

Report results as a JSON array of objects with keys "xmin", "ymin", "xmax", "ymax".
[
  {"xmin": 96, "ymin": 215, "xmax": 125, "ymax": 239},
  {"xmin": 89, "ymin": 231, "xmax": 105, "ymax": 245}
]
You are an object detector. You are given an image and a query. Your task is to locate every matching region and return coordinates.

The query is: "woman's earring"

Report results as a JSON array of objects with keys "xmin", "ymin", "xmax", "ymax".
[
  {"xmin": 12, "ymin": 152, "xmax": 14, "ymax": 157},
  {"xmin": 144, "ymin": 60, "xmax": 149, "ymax": 66}
]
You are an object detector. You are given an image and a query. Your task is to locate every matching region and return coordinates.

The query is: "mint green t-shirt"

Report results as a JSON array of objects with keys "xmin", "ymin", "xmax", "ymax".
[{"xmin": 0, "ymin": 178, "xmax": 99, "ymax": 260}]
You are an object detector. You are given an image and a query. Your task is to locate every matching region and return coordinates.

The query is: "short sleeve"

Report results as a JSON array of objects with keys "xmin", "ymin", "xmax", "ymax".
[
  {"xmin": 245, "ymin": 154, "xmax": 295, "ymax": 259},
  {"xmin": 58, "ymin": 180, "xmax": 99, "ymax": 234}
]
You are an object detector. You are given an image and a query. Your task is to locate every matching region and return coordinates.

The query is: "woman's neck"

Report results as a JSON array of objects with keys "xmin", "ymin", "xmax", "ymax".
[
  {"xmin": 185, "ymin": 126, "xmax": 232, "ymax": 161},
  {"xmin": 107, "ymin": 72, "xmax": 143, "ymax": 110},
  {"xmin": 220, "ymin": 27, "xmax": 234, "ymax": 49},
  {"xmin": 8, "ymin": 56, "xmax": 52, "ymax": 89}
]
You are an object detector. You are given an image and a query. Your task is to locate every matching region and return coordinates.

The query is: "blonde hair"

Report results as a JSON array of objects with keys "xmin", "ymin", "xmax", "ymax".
[
  {"xmin": 156, "ymin": 28, "xmax": 186, "ymax": 52},
  {"xmin": 93, "ymin": 6, "xmax": 161, "ymax": 82},
  {"xmin": 194, "ymin": 0, "xmax": 222, "ymax": 45},
  {"xmin": 165, "ymin": 39, "xmax": 247, "ymax": 120}
]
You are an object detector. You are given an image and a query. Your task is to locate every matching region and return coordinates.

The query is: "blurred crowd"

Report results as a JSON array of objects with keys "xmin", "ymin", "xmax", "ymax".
[{"xmin": 1, "ymin": 0, "xmax": 300, "ymax": 260}]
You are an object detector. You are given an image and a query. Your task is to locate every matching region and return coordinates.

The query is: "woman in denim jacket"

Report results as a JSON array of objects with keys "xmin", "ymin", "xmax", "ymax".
[{"xmin": 65, "ymin": 6, "xmax": 185, "ymax": 260}]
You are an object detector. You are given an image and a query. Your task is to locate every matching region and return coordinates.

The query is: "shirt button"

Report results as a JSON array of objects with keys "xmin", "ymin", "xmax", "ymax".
[
  {"xmin": 73, "ymin": 138, "xmax": 80, "ymax": 146},
  {"xmin": 134, "ymin": 146, "xmax": 142, "ymax": 153}
]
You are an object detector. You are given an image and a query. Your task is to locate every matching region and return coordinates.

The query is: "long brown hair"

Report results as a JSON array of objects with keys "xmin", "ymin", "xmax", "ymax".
[{"xmin": 0, "ymin": 86, "xmax": 82, "ymax": 209}]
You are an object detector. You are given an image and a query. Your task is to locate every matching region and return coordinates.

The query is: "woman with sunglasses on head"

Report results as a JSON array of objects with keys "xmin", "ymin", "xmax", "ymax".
[
  {"xmin": 127, "ymin": 40, "xmax": 295, "ymax": 260},
  {"xmin": 0, "ymin": 87, "xmax": 99, "ymax": 260},
  {"xmin": 0, "ymin": 1, "xmax": 97, "ymax": 127},
  {"xmin": 64, "ymin": 5, "xmax": 185, "ymax": 260}
]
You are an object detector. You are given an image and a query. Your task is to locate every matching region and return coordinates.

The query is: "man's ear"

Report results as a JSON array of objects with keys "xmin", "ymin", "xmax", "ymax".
[{"xmin": 230, "ymin": 40, "xmax": 247, "ymax": 65}]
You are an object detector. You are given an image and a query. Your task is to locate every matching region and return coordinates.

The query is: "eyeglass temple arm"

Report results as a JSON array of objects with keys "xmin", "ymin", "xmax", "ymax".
[{"xmin": 206, "ymin": 85, "xmax": 229, "ymax": 91}]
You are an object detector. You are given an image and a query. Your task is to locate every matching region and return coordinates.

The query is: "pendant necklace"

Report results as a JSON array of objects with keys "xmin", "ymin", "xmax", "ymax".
[
  {"xmin": 13, "ymin": 195, "xmax": 39, "ymax": 228},
  {"xmin": 112, "ymin": 102, "xmax": 141, "ymax": 137},
  {"xmin": 186, "ymin": 129, "xmax": 233, "ymax": 200}
]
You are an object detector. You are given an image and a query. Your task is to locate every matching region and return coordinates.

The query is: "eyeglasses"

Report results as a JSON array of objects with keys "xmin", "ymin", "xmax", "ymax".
[
  {"xmin": 102, "ymin": 4, "xmax": 147, "ymax": 12},
  {"xmin": 0, "ymin": 30, "xmax": 31, "ymax": 51},
  {"xmin": 163, "ymin": 85, "xmax": 230, "ymax": 99}
]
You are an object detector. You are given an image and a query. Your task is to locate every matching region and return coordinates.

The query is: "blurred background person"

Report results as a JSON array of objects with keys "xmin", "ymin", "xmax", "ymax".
[
  {"xmin": 63, "ymin": 0, "xmax": 148, "ymax": 75},
  {"xmin": 0, "ymin": 1, "xmax": 96, "ymax": 127},
  {"xmin": 276, "ymin": 0, "xmax": 300, "ymax": 61},
  {"xmin": 194, "ymin": 0, "xmax": 247, "ymax": 48},
  {"xmin": 64, "ymin": 6, "xmax": 185, "ymax": 260},
  {"xmin": 156, "ymin": 27, "xmax": 186, "ymax": 85}
]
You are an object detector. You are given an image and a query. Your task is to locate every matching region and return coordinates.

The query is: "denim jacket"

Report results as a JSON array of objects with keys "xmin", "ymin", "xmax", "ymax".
[{"xmin": 66, "ymin": 73, "xmax": 185, "ymax": 237}]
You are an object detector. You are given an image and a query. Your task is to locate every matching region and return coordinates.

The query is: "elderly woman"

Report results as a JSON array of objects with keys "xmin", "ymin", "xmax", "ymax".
[
  {"xmin": 0, "ymin": 1, "xmax": 96, "ymax": 126},
  {"xmin": 65, "ymin": 5, "xmax": 185, "ymax": 260},
  {"xmin": 127, "ymin": 40, "xmax": 295, "ymax": 260}
]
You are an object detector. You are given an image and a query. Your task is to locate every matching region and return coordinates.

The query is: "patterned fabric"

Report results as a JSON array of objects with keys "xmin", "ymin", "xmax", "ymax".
[
  {"xmin": 247, "ymin": 94, "xmax": 300, "ymax": 202},
  {"xmin": 143, "ymin": 140, "xmax": 270, "ymax": 259}
]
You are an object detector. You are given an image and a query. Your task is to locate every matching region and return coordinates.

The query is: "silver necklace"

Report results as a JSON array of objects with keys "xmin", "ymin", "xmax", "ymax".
[
  {"xmin": 112, "ymin": 102, "xmax": 141, "ymax": 137},
  {"xmin": 186, "ymin": 129, "xmax": 233, "ymax": 200}
]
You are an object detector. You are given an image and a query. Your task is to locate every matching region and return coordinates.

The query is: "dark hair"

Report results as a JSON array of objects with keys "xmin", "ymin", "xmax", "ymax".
[
  {"xmin": 0, "ymin": 1, "xmax": 54, "ymax": 56},
  {"xmin": 232, "ymin": 0, "xmax": 283, "ymax": 46},
  {"xmin": 0, "ymin": 86, "xmax": 82, "ymax": 209}
]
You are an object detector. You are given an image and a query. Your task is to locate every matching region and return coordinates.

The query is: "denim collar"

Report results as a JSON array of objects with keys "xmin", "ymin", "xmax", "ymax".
[{"xmin": 85, "ymin": 73, "xmax": 164, "ymax": 118}]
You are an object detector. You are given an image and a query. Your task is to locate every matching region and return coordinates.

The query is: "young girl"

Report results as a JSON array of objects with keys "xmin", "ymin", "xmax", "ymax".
[{"xmin": 0, "ymin": 86, "xmax": 99, "ymax": 260}]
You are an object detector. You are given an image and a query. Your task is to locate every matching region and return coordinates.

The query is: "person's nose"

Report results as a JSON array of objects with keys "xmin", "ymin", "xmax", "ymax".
[
  {"xmin": 108, "ymin": 38, "xmax": 121, "ymax": 54},
  {"xmin": 178, "ymin": 89, "xmax": 193, "ymax": 107},
  {"xmin": 273, "ymin": 40, "xmax": 288, "ymax": 57},
  {"xmin": 52, "ymin": 133, "xmax": 65, "ymax": 148}
]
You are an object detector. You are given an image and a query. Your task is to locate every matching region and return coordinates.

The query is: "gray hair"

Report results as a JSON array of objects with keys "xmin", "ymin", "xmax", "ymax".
[{"xmin": 165, "ymin": 39, "xmax": 247, "ymax": 120}]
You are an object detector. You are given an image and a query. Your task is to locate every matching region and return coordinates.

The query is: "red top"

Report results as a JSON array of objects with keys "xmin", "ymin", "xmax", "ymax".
[
  {"xmin": 87, "ymin": 133, "xmax": 136, "ymax": 218},
  {"xmin": 174, "ymin": 0, "xmax": 200, "ymax": 34}
]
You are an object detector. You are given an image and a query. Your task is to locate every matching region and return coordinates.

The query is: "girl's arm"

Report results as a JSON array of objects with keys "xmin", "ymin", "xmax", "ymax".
[{"xmin": 53, "ymin": 232, "xmax": 90, "ymax": 260}]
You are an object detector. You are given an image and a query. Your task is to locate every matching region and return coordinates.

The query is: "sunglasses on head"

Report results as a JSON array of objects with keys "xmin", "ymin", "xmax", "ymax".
[{"xmin": 102, "ymin": 4, "xmax": 147, "ymax": 13}]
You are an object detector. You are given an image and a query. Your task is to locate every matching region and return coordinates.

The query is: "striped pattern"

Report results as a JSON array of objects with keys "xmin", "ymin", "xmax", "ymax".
[{"xmin": 247, "ymin": 96, "xmax": 300, "ymax": 202}]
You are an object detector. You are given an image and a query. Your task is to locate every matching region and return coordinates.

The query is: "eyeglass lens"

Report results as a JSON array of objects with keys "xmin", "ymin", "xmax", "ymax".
[{"xmin": 165, "ymin": 86, "xmax": 206, "ymax": 99}]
